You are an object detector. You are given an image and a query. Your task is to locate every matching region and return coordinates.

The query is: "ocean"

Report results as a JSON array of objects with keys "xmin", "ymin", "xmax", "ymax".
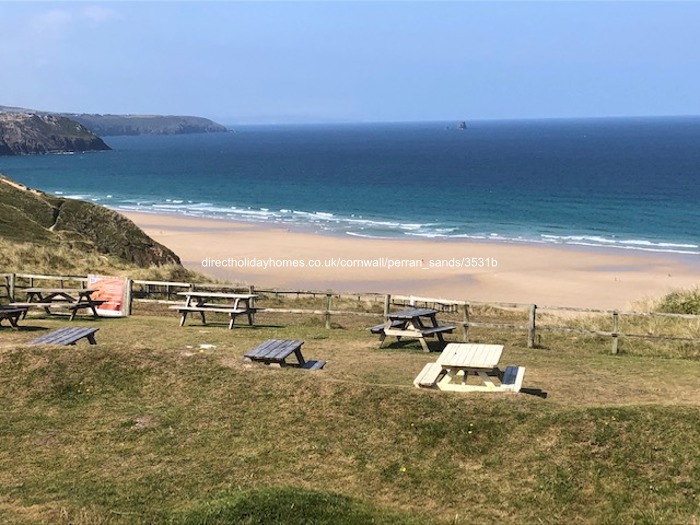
[{"xmin": 1, "ymin": 117, "xmax": 699, "ymax": 255}]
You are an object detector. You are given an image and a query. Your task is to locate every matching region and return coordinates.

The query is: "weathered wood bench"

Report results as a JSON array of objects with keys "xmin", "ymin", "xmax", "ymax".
[
  {"xmin": 368, "ymin": 320, "xmax": 405, "ymax": 334},
  {"xmin": 0, "ymin": 306, "xmax": 28, "ymax": 329},
  {"xmin": 418, "ymin": 326, "xmax": 455, "ymax": 337},
  {"xmin": 381, "ymin": 324, "xmax": 456, "ymax": 352},
  {"xmin": 501, "ymin": 365, "xmax": 526, "ymax": 392},
  {"xmin": 169, "ymin": 305, "xmax": 264, "ymax": 329},
  {"xmin": 29, "ymin": 327, "xmax": 99, "ymax": 346},
  {"xmin": 10, "ymin": 300, "xmax": 106, "ymax": 320},
  {"xmin": 244, "ymin": 339, "xmax": 325, "ymax": 370},
  {"xmin": 413, "ymin": 362, "xmax": 445, "ymax": 388}
]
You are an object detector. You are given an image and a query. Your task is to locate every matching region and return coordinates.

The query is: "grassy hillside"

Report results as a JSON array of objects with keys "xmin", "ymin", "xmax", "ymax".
[
  {"xmin": 0, "ymin": 174, "xmax": 181, "ymax": 271},
  {"xmin": 0, "ymin": 310, "xmax": 699, "ymax": 524}
]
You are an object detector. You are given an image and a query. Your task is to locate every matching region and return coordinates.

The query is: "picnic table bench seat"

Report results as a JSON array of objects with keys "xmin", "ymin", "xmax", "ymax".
[
  {"xmin": 300, "ymin": 359, "xmax": 326, "ymax": 370},
  {"xmin": 0, "ymin": 306, "xmax": 28, "ymax": 329},
  {"xmin": 368, "ymin": 320, "xmax": 405, "ymax": 334},
  {"xmin": 413, "ymin": 362, "xmax": 445, "ymax": 388},
  {"xmin": 414, "ymin": 326, "xmax": 455, "ymax": 336},
  {"xmin": 29, "ymin": 327, "xmax": 99, "ymax": 346},
  {"xmin": 10, "ymin": 300, "xmax": 106, "ymax": 320},
  {"xmin": 501, "ymin": 365, "xmax": 526, "ymax": 393},
  {"xmin": 169, "ymin": 305, "xmax": 264, "ymax": 314}
]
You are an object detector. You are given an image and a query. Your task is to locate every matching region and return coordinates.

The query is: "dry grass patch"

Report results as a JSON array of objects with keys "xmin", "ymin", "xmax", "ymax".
[{"xmin": 1, "ymin": 313, "xmax": 700, "ymax": 524}]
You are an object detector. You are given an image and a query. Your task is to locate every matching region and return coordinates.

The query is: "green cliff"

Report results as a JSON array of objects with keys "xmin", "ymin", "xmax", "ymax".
[{"xmin": 0, "ymin": 174, "xmax": 180, "ymax": 268}]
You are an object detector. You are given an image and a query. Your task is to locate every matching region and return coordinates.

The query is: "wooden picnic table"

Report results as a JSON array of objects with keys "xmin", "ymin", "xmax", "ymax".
[
  {"xmin": 244, "ymin": 339, "xmax": 326, "ymax": 370},
  {"xmin": 414, "ymin": 343, "xmax": 525, "ymax": 393},
  {"xmin": 244, "ymin": 339, "xmax": 306, "ymax": 366},
  {"xmin": 170, "ymin": 291, "xmax": 262, "ymax": 329},
  {"xmin": 371, "ymin": 307, "xmax": 455, "ymax": 352},
  {"xmin": 29, "ymin": 327, "xmax": 99, "ymax": 346},
  {"xmin": 10, "ymin": 288, "xmax": 104, "ymax": 320}
]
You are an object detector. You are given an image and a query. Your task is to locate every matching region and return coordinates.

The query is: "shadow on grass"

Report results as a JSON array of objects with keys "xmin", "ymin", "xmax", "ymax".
[
  {"xmin": 521, "ymin": 387, "xmax": 548, "ymax": 399},
  {"xmin": 378, "ymin": 339, "xmax": 448, "ymax": 353},
  {"xmin": 168, "ymin": 487, "xmax": 426, "ymax": 525},
  {"xmin": 4, "ymin": 324, "xmax": 46, "ymax": 332}
]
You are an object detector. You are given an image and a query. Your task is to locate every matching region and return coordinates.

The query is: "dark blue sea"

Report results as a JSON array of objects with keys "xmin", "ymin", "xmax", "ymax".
[{"xmin": 2, "ymin": 117, "xmax": 699, "ymax": 255}]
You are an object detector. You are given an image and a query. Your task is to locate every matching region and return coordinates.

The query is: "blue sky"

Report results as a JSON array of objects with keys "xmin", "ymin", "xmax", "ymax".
[{"xmin": 1, "ymin": 1, "xmax": 699, "ymax": 125}]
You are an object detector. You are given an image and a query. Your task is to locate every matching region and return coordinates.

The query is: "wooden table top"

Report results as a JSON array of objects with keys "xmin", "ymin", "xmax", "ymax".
[
  {"xmin": 25, "ymin": 288, "xmax": 95, "ymax": 294},
  {"xmin": 245, "ymin": 339, "xmax": 303, "ymax": 361},
  {"xmin": 436, "ymin": 343, "xmax": 504, "ymax": 369},
  {"xmin": 387, "ymin": 308, "xmax": 438, "ymax": 319},
  {"xmin": 177, "ymin": 291, "xmax": 257, "ymax": 299}
]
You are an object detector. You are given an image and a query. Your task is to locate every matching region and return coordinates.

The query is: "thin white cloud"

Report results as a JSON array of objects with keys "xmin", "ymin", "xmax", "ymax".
[
  {"xmin": 30, "ymin": 9, "xmax": 74, "ymax": 39},
  {"xmin": 82, "ymin": 5, "xmax": 120, "ymax": 25}
]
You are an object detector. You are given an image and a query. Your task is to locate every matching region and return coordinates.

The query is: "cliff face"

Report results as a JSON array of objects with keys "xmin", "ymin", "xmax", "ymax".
[
  {"xmin": 0, "ymin": 174, "xmax": 180, "ymax": 267},
  {"xmin": 0, "ymin": 113, "xmax": 111, "ymax": 156},
  {"xmin": 67, "ymin": 114, "xmax": 228, "ymax": 136}
]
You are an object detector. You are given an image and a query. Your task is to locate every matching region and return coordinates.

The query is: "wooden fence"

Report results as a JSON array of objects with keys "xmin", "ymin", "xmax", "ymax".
[{"xmin": 2, "ymin": 272, "xmax": 699, "ymax": 354}]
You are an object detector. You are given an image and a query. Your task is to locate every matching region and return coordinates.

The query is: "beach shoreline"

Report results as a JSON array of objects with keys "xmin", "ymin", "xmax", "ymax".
[{"xmin": 121, "ymin": 210, "xmax": 699, "ymax": 310}]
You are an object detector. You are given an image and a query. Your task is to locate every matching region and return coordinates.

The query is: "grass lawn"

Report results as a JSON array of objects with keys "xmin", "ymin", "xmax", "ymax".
[{"xmin": 1, "ymin": 307, "xmax": 699, "ymax": 524}]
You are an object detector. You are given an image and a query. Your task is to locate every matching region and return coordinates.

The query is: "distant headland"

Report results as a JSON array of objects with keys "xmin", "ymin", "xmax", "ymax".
[
  {"xmin": 0, "ymin": 112, "xmax": 111, "ymax": 156},
  {"xmin": 0, "ymin": 104, "xmax": 228, "ymax": 156}
]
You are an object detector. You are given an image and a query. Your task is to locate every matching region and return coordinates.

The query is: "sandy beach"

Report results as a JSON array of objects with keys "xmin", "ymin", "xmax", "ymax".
[{"xmin": 122, "ymin": 211, "xmax": 698, "ymax": 310}]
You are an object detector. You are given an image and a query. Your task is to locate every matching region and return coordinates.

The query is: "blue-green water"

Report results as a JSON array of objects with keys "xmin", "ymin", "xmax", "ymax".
[{"xmin": 1, "ymin": 118, "xmax": 699, "ymax": 255}]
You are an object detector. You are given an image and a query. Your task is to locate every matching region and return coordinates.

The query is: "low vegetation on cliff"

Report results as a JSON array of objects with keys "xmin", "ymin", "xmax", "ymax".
[{"xmin": 0, "ymin": 174, "xmax": 182, "ymax": 273}]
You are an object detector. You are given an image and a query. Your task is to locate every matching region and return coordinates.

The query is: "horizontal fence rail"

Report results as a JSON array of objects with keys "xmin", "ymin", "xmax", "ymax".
[{"xmin": 2, "ymin": 272, "xmax": 699, "ymax": 353}]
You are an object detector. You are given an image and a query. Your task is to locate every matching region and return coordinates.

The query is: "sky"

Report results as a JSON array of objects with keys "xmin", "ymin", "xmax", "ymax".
[{"xmin": 1, "ymin": 1, "xmax": 700, "ymax": 125}]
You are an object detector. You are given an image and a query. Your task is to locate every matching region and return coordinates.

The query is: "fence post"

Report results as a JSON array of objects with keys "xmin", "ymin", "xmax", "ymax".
[
  {"xmin": 527, "ymin": 304, "xmax": 537, "ymax": 348},
  {"xmin": 383, "ymin": 294, "xmax": 391, "ymax": 319},
  {"xmin": 123, "ymin": 279, "xmax": 133, "ymax": 316},
  {"xmin": 8, "ymin": 273, "xmax": 16, "ymax": 302},
  {"xmin": 611, "ymin": 311, "xmax": 619, "ymax": 355},
  {"xmin": 462, "ymin": 303, "xmax": 470, "ymax": 341},
  {"xmin": 249, "ymin": 285, "xmax": 257, "ymax": 324},
  {"xmin": 325, "ymin": 293, "xmax": 332, "ymax": 329}
]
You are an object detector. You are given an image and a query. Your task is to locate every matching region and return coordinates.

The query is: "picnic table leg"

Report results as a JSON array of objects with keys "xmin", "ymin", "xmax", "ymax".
[
  {"xmin": 87, "ymin": 333, "xmax": 97, "ymax": 345},
  {"xmin": 436, "ymin": 369, "xmax": 455, "ymax": 390},
  {"xmin": 90, "ymin": 303, "xmax": 100, "ymax": 318},
  {"xmin": 419, "ymin": 337, "xmax": 430, "ymax": 353},
  {"xmin": 8, "ymin": 315, "xmax": 20, "ymax": 329},
  {"xmin": 247, "ymin": 312, "xmax": 254, "ymax": 325},
  {"xmin": 228, "ymin": 314, "xmax": 235, "ymax": 330},
  {"xmin": 69, "ymin": 308, "xmax": 78, "ymax": 322},
  {"xmin": 199, "ymin": 311, "xmax": 206, "ymax": 325},
  {"xmin": 179, "ymin": 311, "xmax": 188, "ymax": 327},
  {"xmin": 293, "ymin": 348, "xmax": 306, "ymax": 366},
  {"xmin": 377, "ymin": 333, "xmax": 386, "ymax": 348},
  {"xmin": 477, "ymin": 371, "xmax": 498, "ymax": 390}
]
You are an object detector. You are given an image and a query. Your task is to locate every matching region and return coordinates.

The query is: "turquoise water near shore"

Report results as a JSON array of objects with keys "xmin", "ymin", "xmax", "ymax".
[{"xmin": 1, "ymin": 117, "xmax": 699, "ymax": 255}]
